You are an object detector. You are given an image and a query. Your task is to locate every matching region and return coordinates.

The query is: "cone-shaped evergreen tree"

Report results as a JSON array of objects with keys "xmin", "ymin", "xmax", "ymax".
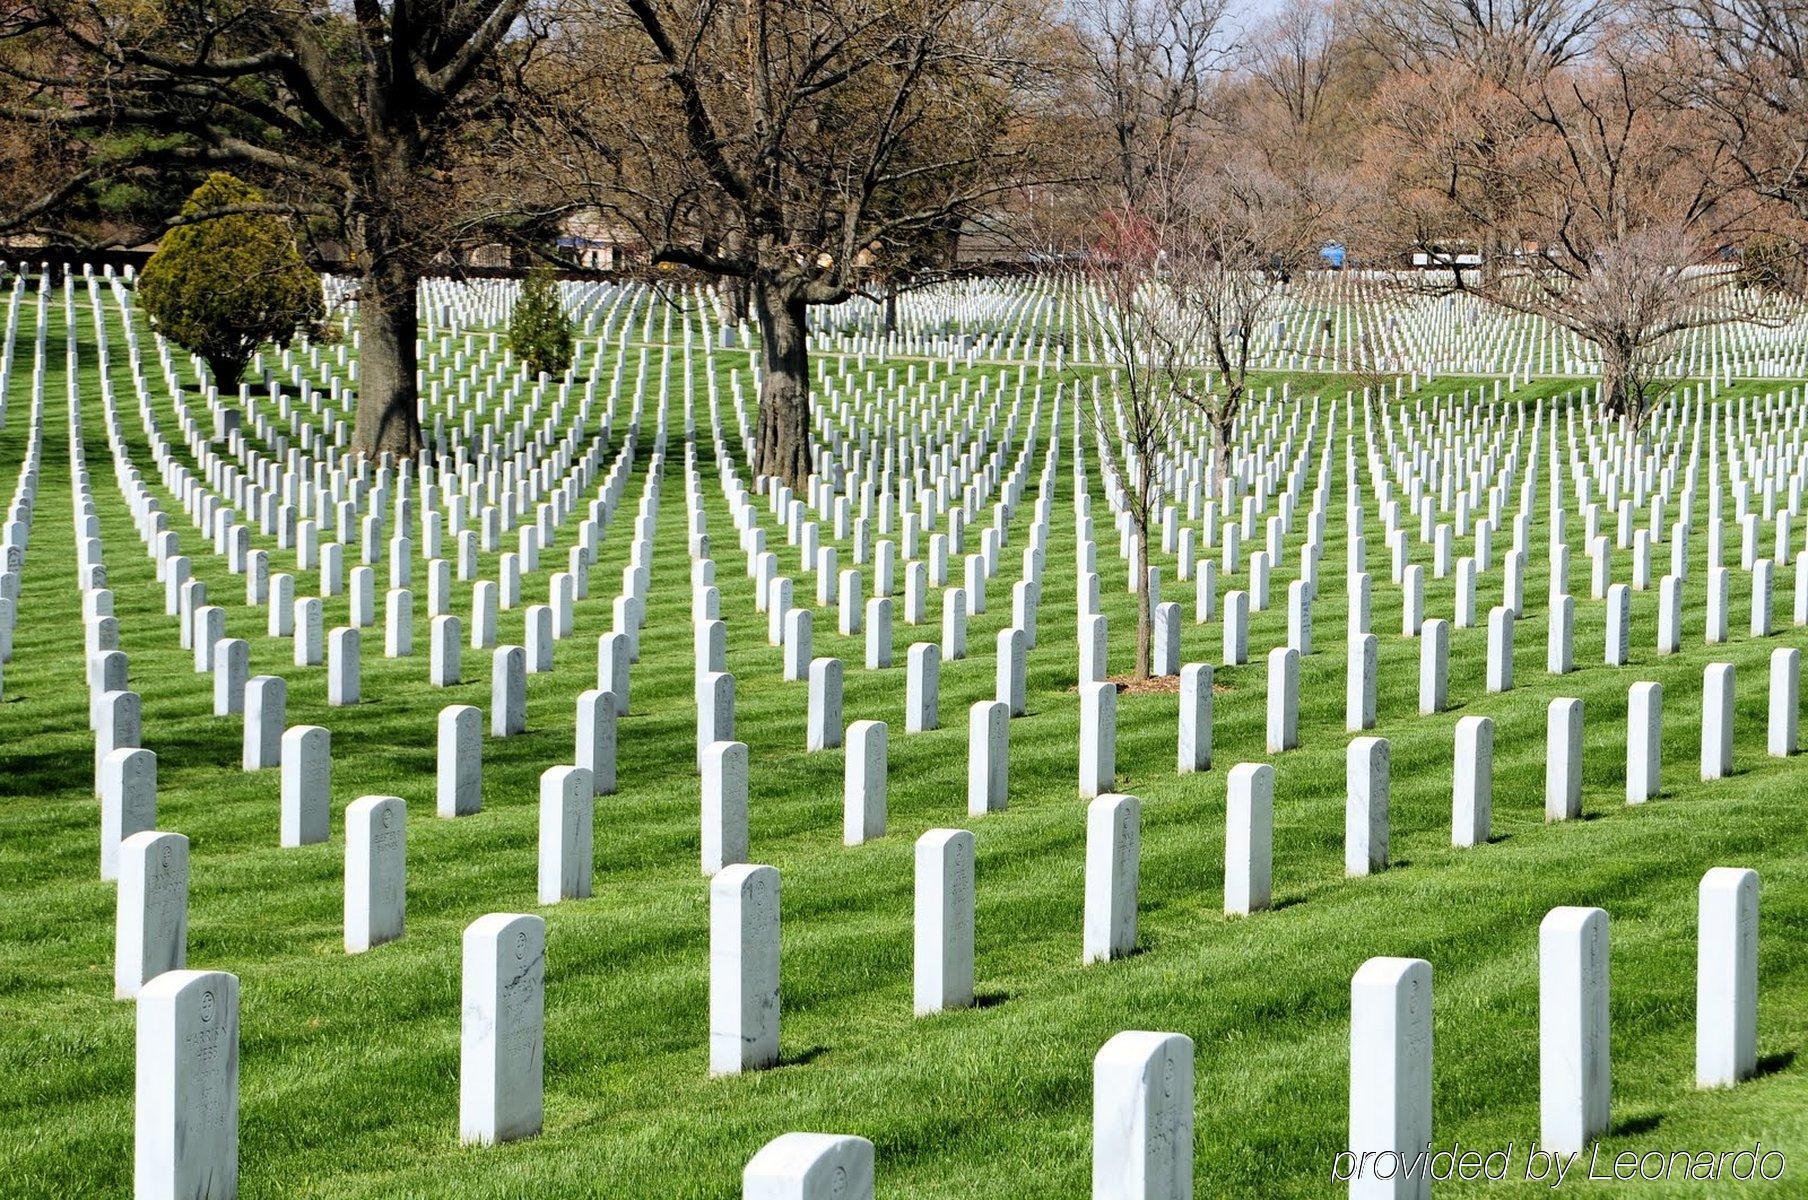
[{"xmin": 509, "ymin": 265, "xmax": 573, "ymax": 380}]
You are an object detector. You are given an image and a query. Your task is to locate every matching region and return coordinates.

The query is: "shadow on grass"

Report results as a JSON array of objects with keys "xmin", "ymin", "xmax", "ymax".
[
  {"xmin": 1611, "ymin": 1113, "xmax": 1665, "ymax": 1137},
  {"xmin": 1755, "ymin": 1050, "xmax": 1796, "ymax": 1079},
  {"xmin": 776, "ymin": 1045, "xmax": 829, "ymax": 1069}
]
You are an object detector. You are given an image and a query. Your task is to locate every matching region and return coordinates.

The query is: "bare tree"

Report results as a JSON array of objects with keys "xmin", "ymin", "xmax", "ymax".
[
  {"xmin": 1059, "ymin": 0, "xmax": 1331, "ymax": 676},
  {"xmin": 1362, "ymin": 34, "xmax": 1769, "ymax": 425},
  {"xmin": 1352, "ymin": 0, "xmax": 1614, "ymax": 282},
  {"xmin": 1084, "ymin": 203, "xmax": 1206, "ymax": 679},
  {"xmin": 1066, "ymin": 0, "xmax": 1231, "ymax": 211},
  {"xmin": 1163, "ymin": 159, "xmax": 1316, "ymax": 490},
  {"xmin": 0, "ymin": 0, "xmax": 548, "ymax": 459},
  {"xmin": 1658, "ymin": 0, "xmax": 1808, "ymax": 226},
  {"xmin": 531, "ymin": 0, "xmax": 1052, "ymax": 492},
  {"xmin": 1246, "ymin": 0, "xmax": 1351, "ymax": 142},
  {"xmin": 1357, "ymin": 0, "xmax": 1614, "ymax": 75},
  {"xmin": 1047, "ymin": 0, "xmax": 1229, "ymax": 679}
]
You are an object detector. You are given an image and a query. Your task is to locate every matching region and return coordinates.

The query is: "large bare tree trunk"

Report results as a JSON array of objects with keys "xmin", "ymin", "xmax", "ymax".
[
  {"xmin": 353, "ymin": 269, "xmax": 425, "ymax": 461},
  {"xmin": 753, "ymin": 282, "xmax": 813, "ymax": 491}
]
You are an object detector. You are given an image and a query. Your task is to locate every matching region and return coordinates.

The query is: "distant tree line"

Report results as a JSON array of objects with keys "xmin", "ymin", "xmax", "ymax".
[{"xmin": 3, "ymin": 0, "xmax": 1807, "ymax": 486}]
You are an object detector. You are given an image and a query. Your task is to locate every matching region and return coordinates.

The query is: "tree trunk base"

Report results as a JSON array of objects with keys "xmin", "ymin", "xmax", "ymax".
[
  {"xmin": 352, "ymin": 275, "xmax": 425, "ymax": 462},
  {"xmin": 753, "ymin": 283, "xmax": 813, "ymax": 492}
]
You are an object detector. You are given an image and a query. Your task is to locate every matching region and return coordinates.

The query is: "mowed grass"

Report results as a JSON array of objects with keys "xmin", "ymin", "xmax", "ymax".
[{"xmin": 2, "ymin": 289, "xmax": 1808, "ymax": 1197}]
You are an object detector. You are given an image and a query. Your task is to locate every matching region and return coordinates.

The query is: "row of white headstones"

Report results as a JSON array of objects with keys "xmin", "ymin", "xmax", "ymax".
[
  {"xmin": 52, "ymin": 264, "xmax": 1808, "ymax": 730},
  {"xmin": 808, "ymin": 270, "xmax": 1808, "ymax": 386},
  {"xmin": 49, "ymin": 272, "xmax": 1044, "ymax": 1194},
  {"xmin": 126, "ymin": 859, "xmax": 1763, "ymax": 1200},
  {"xmin": 120, "ymin": 398, "xmax": 1783, "ymax": 1199},
  {"xmin": 17, "ymin": 269, "xmax": 1793, "ymax": 1192}
]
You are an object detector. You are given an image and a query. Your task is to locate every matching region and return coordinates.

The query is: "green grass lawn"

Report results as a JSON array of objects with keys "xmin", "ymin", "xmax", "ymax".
[{"xmin": 3, "ymin": 286, "xmax": 1808, "ymax": 1197}]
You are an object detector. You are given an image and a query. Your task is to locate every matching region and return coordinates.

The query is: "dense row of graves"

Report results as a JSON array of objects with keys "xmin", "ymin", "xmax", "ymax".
[
  {"xmin": 0, "ymin": 265, "xmax": 1798, "ymax": 1197},
  {"xmin": 823, "ymin": 273, "xmax": 1808, "ymax": 385}
]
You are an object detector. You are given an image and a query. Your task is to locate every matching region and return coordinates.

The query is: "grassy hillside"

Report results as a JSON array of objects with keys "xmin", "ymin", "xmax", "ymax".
[{"xmin": 1, "ymin": 289, "xmax": 1806, "ymax": 1197}]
